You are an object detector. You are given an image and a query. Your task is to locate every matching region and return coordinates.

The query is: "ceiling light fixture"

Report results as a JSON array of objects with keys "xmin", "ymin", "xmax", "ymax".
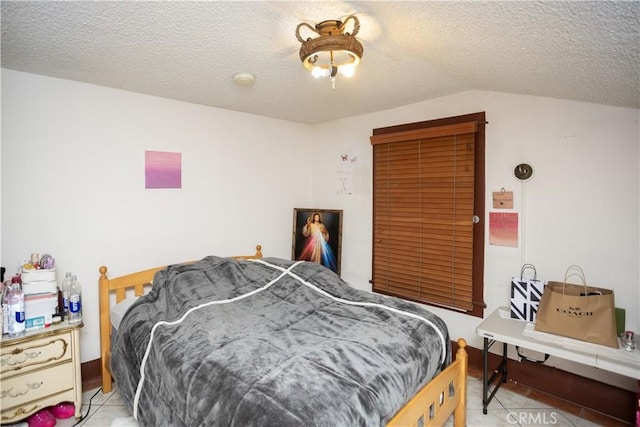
[{"xmin": 296, "ymin": 15, "xmax": 363, "ymax": 89}]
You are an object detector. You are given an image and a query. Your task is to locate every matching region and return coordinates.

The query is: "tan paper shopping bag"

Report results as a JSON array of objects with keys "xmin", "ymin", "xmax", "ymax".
[{"xmin": 534, "ymin": 265, "xmax": 618, "ymax": 348}]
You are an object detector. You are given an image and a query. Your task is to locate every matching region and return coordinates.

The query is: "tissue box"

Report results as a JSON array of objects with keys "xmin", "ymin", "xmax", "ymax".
[
  {"xmin": 25, "ymin": 292, "xmax": 58, "ymax": 330},
  {"xmin": 22, "ymin": 267, "xmax": 57, "ymax": 295},
  {"xmin": 21, "ymin": 267, "xmax": 56, "ymax": 282}
]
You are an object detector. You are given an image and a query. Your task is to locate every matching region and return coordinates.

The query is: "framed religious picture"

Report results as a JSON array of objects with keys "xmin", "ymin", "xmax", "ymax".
[{"xmin": 292, "ymin": 208, "xmax": 343, "ymax": 275}]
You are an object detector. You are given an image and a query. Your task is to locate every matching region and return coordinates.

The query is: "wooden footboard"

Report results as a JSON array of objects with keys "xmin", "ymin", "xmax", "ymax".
[
  {"xmin": 98, "ymin": 245, "xmax": 263, "ymax": 394},
  {"xmin": 387, "ymin": 338, "xmax": 468, "ymax": 427}
]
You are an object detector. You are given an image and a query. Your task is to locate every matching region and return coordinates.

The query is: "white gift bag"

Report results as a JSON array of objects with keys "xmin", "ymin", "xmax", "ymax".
[{"xmin": 510, "ymin": 264, "xmax": 544, "ymax": 322}]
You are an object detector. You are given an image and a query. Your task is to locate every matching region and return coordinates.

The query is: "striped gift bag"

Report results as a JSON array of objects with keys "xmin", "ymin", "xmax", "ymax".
[{"xmin": 510, "ymin": 264, "xmax": 544, "ymax": 322}]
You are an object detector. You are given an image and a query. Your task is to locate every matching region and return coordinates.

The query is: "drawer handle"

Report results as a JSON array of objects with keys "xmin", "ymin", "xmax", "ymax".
[
  {"xmin": 1, "ymin": 338, "xmax": 68, "ymax": 373},
  {"xmin": 1, "ymin": 404, "xmax": 39, "ymax": 421},
  {"xmin": 0, "ymin": 350, "xmax": 40, "ymax": 367},
  {"xmin": 1, "ymin": 382, "xmax": 43, "ymax": 399}
]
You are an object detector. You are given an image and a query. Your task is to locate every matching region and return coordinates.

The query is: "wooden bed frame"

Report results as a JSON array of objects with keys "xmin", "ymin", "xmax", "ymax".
[{"xmin": 98, "ymin": 244, "xmax": 467, "ymax": 427}]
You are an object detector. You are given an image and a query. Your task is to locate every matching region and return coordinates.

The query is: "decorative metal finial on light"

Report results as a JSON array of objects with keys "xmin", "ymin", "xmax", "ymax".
[{"xmin": 296, "ymin": 15, "xmax": 364, "ymax": 89}]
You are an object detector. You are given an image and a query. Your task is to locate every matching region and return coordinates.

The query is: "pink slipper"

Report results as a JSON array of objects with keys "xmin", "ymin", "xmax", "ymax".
[
  {"xmin": 49, "ymin": 402, "xmax": 75, "ymax": 419},
  {"xmin": 27, "ymin": 409, "xmax": 56, "ymax": 427}
]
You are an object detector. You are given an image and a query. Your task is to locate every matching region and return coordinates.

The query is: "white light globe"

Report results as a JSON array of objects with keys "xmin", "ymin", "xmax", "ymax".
[
  {"xmin": 312, "ymin": 67, "xmax": 327, "ymax": 78},
  {"xmin": 339, "ymin": 64, "xmax": 356, "ymax": 77}
]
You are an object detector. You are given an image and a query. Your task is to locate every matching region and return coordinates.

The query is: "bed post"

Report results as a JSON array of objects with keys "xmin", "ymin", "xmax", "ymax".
[
  {"xmin": 454, "ymin": 338, "xmax": 468, "ymax": 427},
  {"xmin": 99, "ymin": 266, "xmax": 113, "ymax": 393},
  {"xmin": 386, "ymin": 337, "xmax": 469, "ymax": 427}
]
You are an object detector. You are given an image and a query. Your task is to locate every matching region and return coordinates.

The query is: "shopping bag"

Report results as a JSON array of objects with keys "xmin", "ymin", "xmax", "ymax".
[
  {"xmin": 535, "ymin": 265, "xmax": 618, "ymax": 348},
  {"xmin": 510, "ymin": 264, "xmax": 544, "ymax": 322}
]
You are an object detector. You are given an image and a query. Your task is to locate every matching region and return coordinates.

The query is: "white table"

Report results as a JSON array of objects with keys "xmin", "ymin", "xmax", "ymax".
[{"xmin": 476, "ymin": 307, "xmax": 639, "ymax": 414}]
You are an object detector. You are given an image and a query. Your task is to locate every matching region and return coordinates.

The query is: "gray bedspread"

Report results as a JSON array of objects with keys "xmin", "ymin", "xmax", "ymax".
[{"xmin": 111, "ymin": 256, "xmax": 450, "ymax": 427}]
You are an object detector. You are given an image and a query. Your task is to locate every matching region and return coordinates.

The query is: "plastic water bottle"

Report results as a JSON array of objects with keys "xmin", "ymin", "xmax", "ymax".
[
  {"xmin": 2, "ymin": 280, "xmax": 10, "ymax": 335},
  {"xmin": 60, "ymin": 272, "xmax": 72, "ymax": 317},
  {"xmin": 68, "ymin": 275, "xmax": 82, "ymax": 324},
  {"xmin": 7, "ymin": 278, "xmax": 25, "ymax": 337}
]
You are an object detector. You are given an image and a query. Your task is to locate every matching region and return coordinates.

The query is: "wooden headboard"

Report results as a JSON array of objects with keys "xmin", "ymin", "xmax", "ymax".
[{"xmin": 98, "ymin": 244, "xmax": 263, "ymax": 393}]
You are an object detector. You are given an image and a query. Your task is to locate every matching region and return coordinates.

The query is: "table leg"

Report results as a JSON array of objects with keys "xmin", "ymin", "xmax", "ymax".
[
  {"xmin": 501, "ymin": 342, "xmax": 508, "ymax": 383},
  {"xmin": 482, "ymin": 338, "xmax": 509, "ymax": 415},
  {"xmin": 483, "ymin": 337, "xmax": 489, "ymax": 414}
]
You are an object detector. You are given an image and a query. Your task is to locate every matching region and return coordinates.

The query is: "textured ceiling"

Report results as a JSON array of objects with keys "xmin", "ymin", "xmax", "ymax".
[{"xmin": 2, "ymin": 1, "xmax": 639, "ymax": 124}]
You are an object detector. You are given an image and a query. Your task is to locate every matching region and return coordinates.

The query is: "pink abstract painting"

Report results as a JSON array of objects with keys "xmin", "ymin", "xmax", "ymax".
[
  {"xmin": 489, "ymin": 212, "xmax": 518, "ymax": 247},
  {"xmin": 145, "ymin": 151, "xmax": 182, "ymax": 189}
]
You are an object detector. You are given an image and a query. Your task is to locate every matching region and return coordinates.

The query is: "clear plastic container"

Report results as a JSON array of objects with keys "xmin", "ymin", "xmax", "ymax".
[
  {"xmin": 60, "ymin": 272, "xmax": 72, "ymax": 316},
  {"xmin": 7, "ymin": 278, "xmax": 25, "ymax": 337},
  {"xmin": 68, "ymin": 275, "xmax": 82, "ymax": 324}
]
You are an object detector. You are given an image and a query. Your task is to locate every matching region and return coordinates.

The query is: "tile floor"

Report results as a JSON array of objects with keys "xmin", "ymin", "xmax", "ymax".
[{"xmin": 9, "ymin": 374, "xmax": 616, "ymax": 427}]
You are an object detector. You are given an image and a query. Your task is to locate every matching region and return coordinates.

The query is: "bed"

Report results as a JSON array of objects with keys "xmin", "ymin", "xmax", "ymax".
[{"xmin": 99, "ymin": 245, "xmax": 467, "ymax": 427}]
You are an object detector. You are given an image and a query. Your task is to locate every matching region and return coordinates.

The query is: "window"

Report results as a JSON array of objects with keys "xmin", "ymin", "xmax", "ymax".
[{"xmin": 370, "ymin": 112, "xmax": 486, "ymax": 317}]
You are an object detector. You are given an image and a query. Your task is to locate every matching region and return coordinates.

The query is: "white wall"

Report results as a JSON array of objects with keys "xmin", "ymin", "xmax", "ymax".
[
  {"xmin": 2, "ymin": 70, "xmax": 639, "ymax": 390},
  {"xmin": 1, "ymin": 69, "xmax": 312, "ymax": 362},
  {"xmin": 310, "ymin": 91, "xmax": 639, "ymax": 389}
]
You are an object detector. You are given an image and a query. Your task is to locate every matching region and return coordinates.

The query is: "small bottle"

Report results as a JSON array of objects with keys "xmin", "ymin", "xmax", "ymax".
[
  {"xmin": 30, "ymin": 253, "xmax": 40, "ymax": 269},
  {"xmin": 2, "ymin": 280, "xmax": 10, "ymax": 335},
  {"xmin": 60, "ymin": 272, "xmax": 72, "ymax": 317},
  {"xmin": 68, "ymin": 275, "xmax": 82, "ymax": 324},
  {"xmin": 7, "ymin": 277, "xmax": 25, "ymax": 337}
]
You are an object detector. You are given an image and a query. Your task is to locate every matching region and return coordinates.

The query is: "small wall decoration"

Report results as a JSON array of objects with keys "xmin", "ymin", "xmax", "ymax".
[
  {"xmin": 337, "ymin": 153, "xmax": 357, "ymax": 195},
  {"xmin": 292, "ymin": 208, "xmax": 343, "ymax": 275},
  {"xmin": 492, "ymin": 188, "xmax": 514, "ymax": 209},
  {"xmin": 514, "ymin": 163, "xmax": 534, "ymax": 181},
  {"xmin": 489, "ymin": 212, "xmax": 518, "ymax": 247},
  {"xmin": 145, "ymin": 150, "xmax": 182, "ymax": 189}
]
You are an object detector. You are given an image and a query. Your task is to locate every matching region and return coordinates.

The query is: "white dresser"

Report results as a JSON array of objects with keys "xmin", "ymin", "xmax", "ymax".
[{"xmin": 1, "ymin": 321, "xmax": 83, "ymax": 423}]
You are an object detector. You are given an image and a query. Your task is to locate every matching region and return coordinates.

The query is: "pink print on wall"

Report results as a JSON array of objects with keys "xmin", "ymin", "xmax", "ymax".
[
  {"xmin": 145, "ymin": 150, "xmax": 182, "ymax": 189},
  {"xmin": 489, "ymin": 212, "xmax": 518, "ymax": 247}
]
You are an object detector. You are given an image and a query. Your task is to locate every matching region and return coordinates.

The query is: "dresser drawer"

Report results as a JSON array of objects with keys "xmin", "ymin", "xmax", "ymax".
[
  {"xmin": 1, "ymin": 387, "xmax": 76, "ymax": 423},
  {"xmin": 1, "ymin": 332, "xmax": 71, "ymax": 378},
  {"xmin": 1, "ymin": 360, "xmax": 74, "ymax": 414}
]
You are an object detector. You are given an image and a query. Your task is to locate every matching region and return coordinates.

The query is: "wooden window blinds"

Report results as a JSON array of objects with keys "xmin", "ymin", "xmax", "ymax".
[{"xmin": 370, "ymin": 115, "xmax": 485, "ymax": 315}]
